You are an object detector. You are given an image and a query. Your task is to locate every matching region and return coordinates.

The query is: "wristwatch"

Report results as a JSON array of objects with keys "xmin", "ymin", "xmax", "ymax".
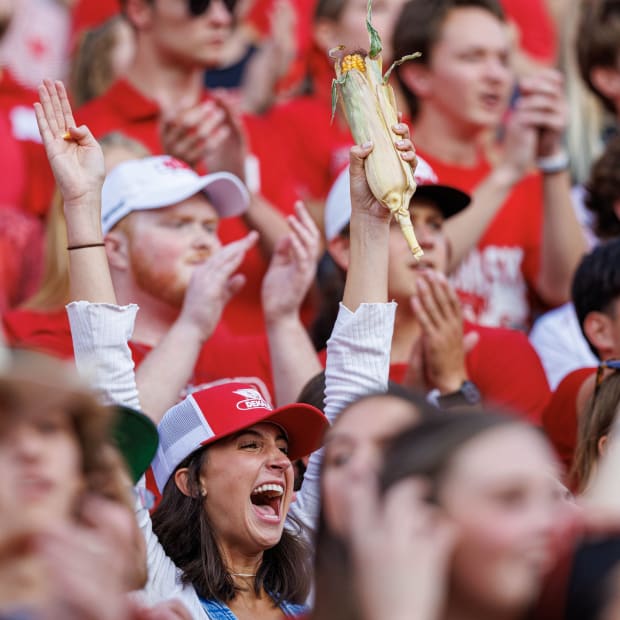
[{"xmin": 435, "ymin": 380, "xmax": 481, "ymax": 409}]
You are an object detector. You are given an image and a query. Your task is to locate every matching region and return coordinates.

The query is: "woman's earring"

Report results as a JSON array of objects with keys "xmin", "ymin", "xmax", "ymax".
[{"xmin": 200, "ymin": 488, "xmax": 207, "ymax": 498}]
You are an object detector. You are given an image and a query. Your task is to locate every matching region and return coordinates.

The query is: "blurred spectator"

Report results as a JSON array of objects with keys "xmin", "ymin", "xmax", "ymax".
[
  {"xmin": 75, "ymin": 0, "xmax": 297, "ymax": 336},
  {"xmin": 322, "ymin": 159, "xmax": 551, "ymax": 422},
  {"xmin": 69, "ymin": 14, "xmax": 136, "ymax": 107},
  {"xmin": 261, "ymin": 0, "xmax": 409, "ymax": 229},
  {"xmin": 2, "ymin": 132, "xmax": 150, "ymax": 358},
  {"xmin": 571, "ymin": 371, "xmax": 620, "ymax": 494},
  {"xmin": 557, "ymin": 0, "xmax": 606, "ymax": 187},
  {"xmin": 0, "ymin": 0, "xmax": 72, "ymax": 87},
  {"xmin": 530, "ymin": 136, "xmax": 620, "ymax": 389},
  {"xmin": 0, "ymin": 0, "xmax": 56, "ymax": 219},
  {"xmin": 393, "ymin": 0, "xmax": 586, "ymax": 331},
  {"xmin": 541, "ymin": 240, "xmax": 620, "ymax": 476},
  {"xmin": 313, "ymin": 410, "xmax": 565, "ymax": 620}
]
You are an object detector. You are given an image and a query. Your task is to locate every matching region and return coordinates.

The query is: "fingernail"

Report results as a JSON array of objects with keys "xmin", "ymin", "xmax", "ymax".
[
  {"xmin": 361, "ymin": 140, "xmax": 373, "ymax": 148},
  {"xmin": 396, "ymin": 139, "xmax": 406, "ymax": 147}
]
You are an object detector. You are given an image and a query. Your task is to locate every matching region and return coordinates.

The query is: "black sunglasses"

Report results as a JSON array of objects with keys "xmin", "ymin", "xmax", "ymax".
[
  {"xmin": 189, "ymin": 0, "xmax": 237, "ymax": 17},
  {"xmin": 594, "ymin": 359, "xmax": 620, "ymax": 401}
]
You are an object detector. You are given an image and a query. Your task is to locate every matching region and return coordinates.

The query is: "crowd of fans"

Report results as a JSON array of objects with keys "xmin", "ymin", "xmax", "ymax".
[{"xmin": 4, "ymin": 0, "xmax": 620, "ymax": 618}]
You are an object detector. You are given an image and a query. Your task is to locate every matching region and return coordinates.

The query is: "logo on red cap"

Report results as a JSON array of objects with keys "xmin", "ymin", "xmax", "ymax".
[{"xmin": 234, "ymin": 388, "xmax": 271, "ymax": 411}]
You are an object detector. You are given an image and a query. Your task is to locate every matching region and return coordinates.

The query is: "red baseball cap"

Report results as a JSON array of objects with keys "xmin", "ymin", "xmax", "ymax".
[{"xmin": 151, "ymin": 382, "xmax": 328, "ymax": 492}]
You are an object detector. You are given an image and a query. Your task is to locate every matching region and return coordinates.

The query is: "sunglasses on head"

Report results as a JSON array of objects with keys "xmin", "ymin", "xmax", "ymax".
[
  {"xmin": 594, "ymin": 359, "xmax": 620, "ymax": 400},
  {"xmin": 188, "ymin": 0, "xmax": 237, "ymax": 17}
]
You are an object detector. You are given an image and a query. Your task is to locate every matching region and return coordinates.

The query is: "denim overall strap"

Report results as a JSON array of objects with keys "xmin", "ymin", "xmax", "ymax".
[{"xmin": 200, "ymin": 597, "xmax": 309, "ymax": 618}]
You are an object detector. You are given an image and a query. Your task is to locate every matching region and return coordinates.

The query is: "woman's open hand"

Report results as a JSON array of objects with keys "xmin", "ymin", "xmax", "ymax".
[{"xmin": 34, "ymin": 79, "xmax": 105, "ymax": 209}]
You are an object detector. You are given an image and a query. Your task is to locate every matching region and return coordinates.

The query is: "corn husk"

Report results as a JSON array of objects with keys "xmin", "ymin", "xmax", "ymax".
[{"xmin": 331, "ymin": 0, "xmax": 422, "ymax": 258}]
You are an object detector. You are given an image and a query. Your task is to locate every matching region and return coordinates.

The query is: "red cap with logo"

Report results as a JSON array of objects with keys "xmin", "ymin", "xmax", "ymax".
[{"xmin": 151, "ymin": 381, "xmax": 328, "ymax": 492}]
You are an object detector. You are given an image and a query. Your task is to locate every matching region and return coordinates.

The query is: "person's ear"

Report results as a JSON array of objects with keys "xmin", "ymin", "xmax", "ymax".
[
  {"xmin": 104, "ymin": 230, "xmax": 130, "ymax": 271},
  {"xmin": 124, "ymin": 0, "xmax": 154, "ymax": 30},
  {"xmin": 583, "ymin": 311, "xmax": 615, "ymax": 359},
  {"xmin": 174, "ymin": 468, "xmax": 193, "ymax": 497},
  {"xmin": 399, "ymin": 62, "xmax": 433, "ymax": 99},
  {"xmin": 327, "ymin": 235, "xmax": 351, "ymax": 271},
  {"xmin": 590, "ymin": 66, "xmax": 620, "ymax": 109},
  {"xmin": 598, "ymin": 434, "xmax": 609, "ymax": 456}
]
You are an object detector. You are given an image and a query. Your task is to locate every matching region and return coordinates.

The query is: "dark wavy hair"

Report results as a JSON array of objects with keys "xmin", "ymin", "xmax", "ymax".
[{"xmin": 151, "ymin": 446, "xmax": 312, "ymax": 605}]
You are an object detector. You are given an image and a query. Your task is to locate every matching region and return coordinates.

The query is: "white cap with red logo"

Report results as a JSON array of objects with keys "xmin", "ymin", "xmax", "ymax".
[{"xmin": 101, "ymin": 155, "xmax": 250, "ymax": 233}]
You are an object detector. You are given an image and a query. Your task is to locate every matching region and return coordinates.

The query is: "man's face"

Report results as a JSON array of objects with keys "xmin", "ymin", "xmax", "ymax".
[
  {"xmin": 123, "ymin": 194, "xmax": 221, "ymax": 307},
  {"xmin": 147, "ymin": 0, "xmax": 233, "ymax": 69},
  {"xmin": 387, "ymin": 200, "xmax": 449, "ymax": 303},
  {"xmin": 413, "ymin": 7, "xmax": 514, "ymax": 132}
]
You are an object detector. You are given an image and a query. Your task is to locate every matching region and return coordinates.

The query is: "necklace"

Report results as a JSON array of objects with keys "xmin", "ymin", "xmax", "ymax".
[{"xmin": 230, "ymin": 573, "xmax": 256, "ymax": 578}]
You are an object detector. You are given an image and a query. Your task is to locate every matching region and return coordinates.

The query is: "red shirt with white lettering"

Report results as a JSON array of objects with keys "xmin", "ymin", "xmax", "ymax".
[{"xmin": 416, "ymin": 148, "xmax": 544, "ymax": 331}]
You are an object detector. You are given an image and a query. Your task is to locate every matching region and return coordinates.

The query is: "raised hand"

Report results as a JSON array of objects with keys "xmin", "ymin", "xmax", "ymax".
[
  {"xmin": 261, "ymin": 201, "xmax": 320, "ymax": 325},
  {"xmin": 34, "ymin": 79, "xmax": 105, "ymax": 208},
  {"xmin": 348, "ymin": 473, "xmax": 455, "ymax": 620},
  {"xmin": 349, "ymin": 123, "xmax": 417, "ymax": 221},
  {"xmin": 177, "ymin": 231, "xmax": 259, "ymax": 342}
]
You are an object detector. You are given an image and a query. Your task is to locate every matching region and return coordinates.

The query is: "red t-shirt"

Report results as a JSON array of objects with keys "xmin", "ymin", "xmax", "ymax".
[
  {"xmin": 76, "ymin": 78, "xmax": 301, "ymax": 335},
  {"xmin": 317, "ymin": 322, "xmax": 550, "ymax": 423},
  {"xmin": 542, "ymin": 367, "xmax": 596, "ymax": 476},
  {"xmin": 391, "ymin": 322, "xmax": 550, "ymax": 424},
  {"xmin": 1, "ymin": 307, "xmax": 276, "ymax": 401},
  {"xmin": 0, "ymin": 69, "xmax": 56, "ymax": 218},
  {"xmin": 416, "ymin": 148, "xmax": 544, "ymax": 331}
]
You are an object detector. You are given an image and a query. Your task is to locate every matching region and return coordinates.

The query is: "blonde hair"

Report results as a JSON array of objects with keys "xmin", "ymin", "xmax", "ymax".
[{"xmin": 70, "ymin": 15, "xmax": 135, "ymax": 108}]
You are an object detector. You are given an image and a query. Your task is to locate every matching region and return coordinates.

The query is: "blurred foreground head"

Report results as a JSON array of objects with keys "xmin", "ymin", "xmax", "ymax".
[{"xmin": 0, "ymin": 348, "xmax": 142, "ymax": 528}]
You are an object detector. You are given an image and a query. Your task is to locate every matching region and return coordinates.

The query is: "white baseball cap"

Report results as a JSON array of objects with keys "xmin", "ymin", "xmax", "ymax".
[
  {"xmin": 101, "ymin": 155, "xmax": 250, "ymax": 233},
  {"xmin": 323, "ymin": 155, "xmax": 471, "ymax": 241}
]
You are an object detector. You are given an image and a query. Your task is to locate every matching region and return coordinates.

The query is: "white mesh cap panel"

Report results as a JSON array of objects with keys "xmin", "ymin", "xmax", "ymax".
[{"xmin": 151, "ymin": 395, "xmax": 214, "ymax": 491}]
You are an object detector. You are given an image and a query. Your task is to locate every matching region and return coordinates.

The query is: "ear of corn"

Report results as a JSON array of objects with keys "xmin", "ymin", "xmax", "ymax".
[{"xmin": 331, "ymin": 0, "xmax": 422, "ymax": 259}]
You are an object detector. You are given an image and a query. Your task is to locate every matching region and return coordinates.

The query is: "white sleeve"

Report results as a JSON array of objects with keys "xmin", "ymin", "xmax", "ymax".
[
  {"xmin": 529, "ymin": 302, "xmax": 599, "ymax": 390},
  {"xmin": 66, "ymin": 301, "xmax": 141, "ymax": 409},
  {"xmin": 287, "ymin": 302, "xmax": 396, "ymax": 535}
]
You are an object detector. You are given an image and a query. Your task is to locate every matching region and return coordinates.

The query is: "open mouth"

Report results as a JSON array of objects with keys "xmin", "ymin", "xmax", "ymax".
[{"xmin": 250, "ymin": 483, "xmax": 284, "ymax": 523}]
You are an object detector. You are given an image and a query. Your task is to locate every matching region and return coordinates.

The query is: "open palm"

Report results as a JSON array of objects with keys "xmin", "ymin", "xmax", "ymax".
[{"xmin": 34, "ymin": 79, "xmax": 105, "ymax": 207}]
